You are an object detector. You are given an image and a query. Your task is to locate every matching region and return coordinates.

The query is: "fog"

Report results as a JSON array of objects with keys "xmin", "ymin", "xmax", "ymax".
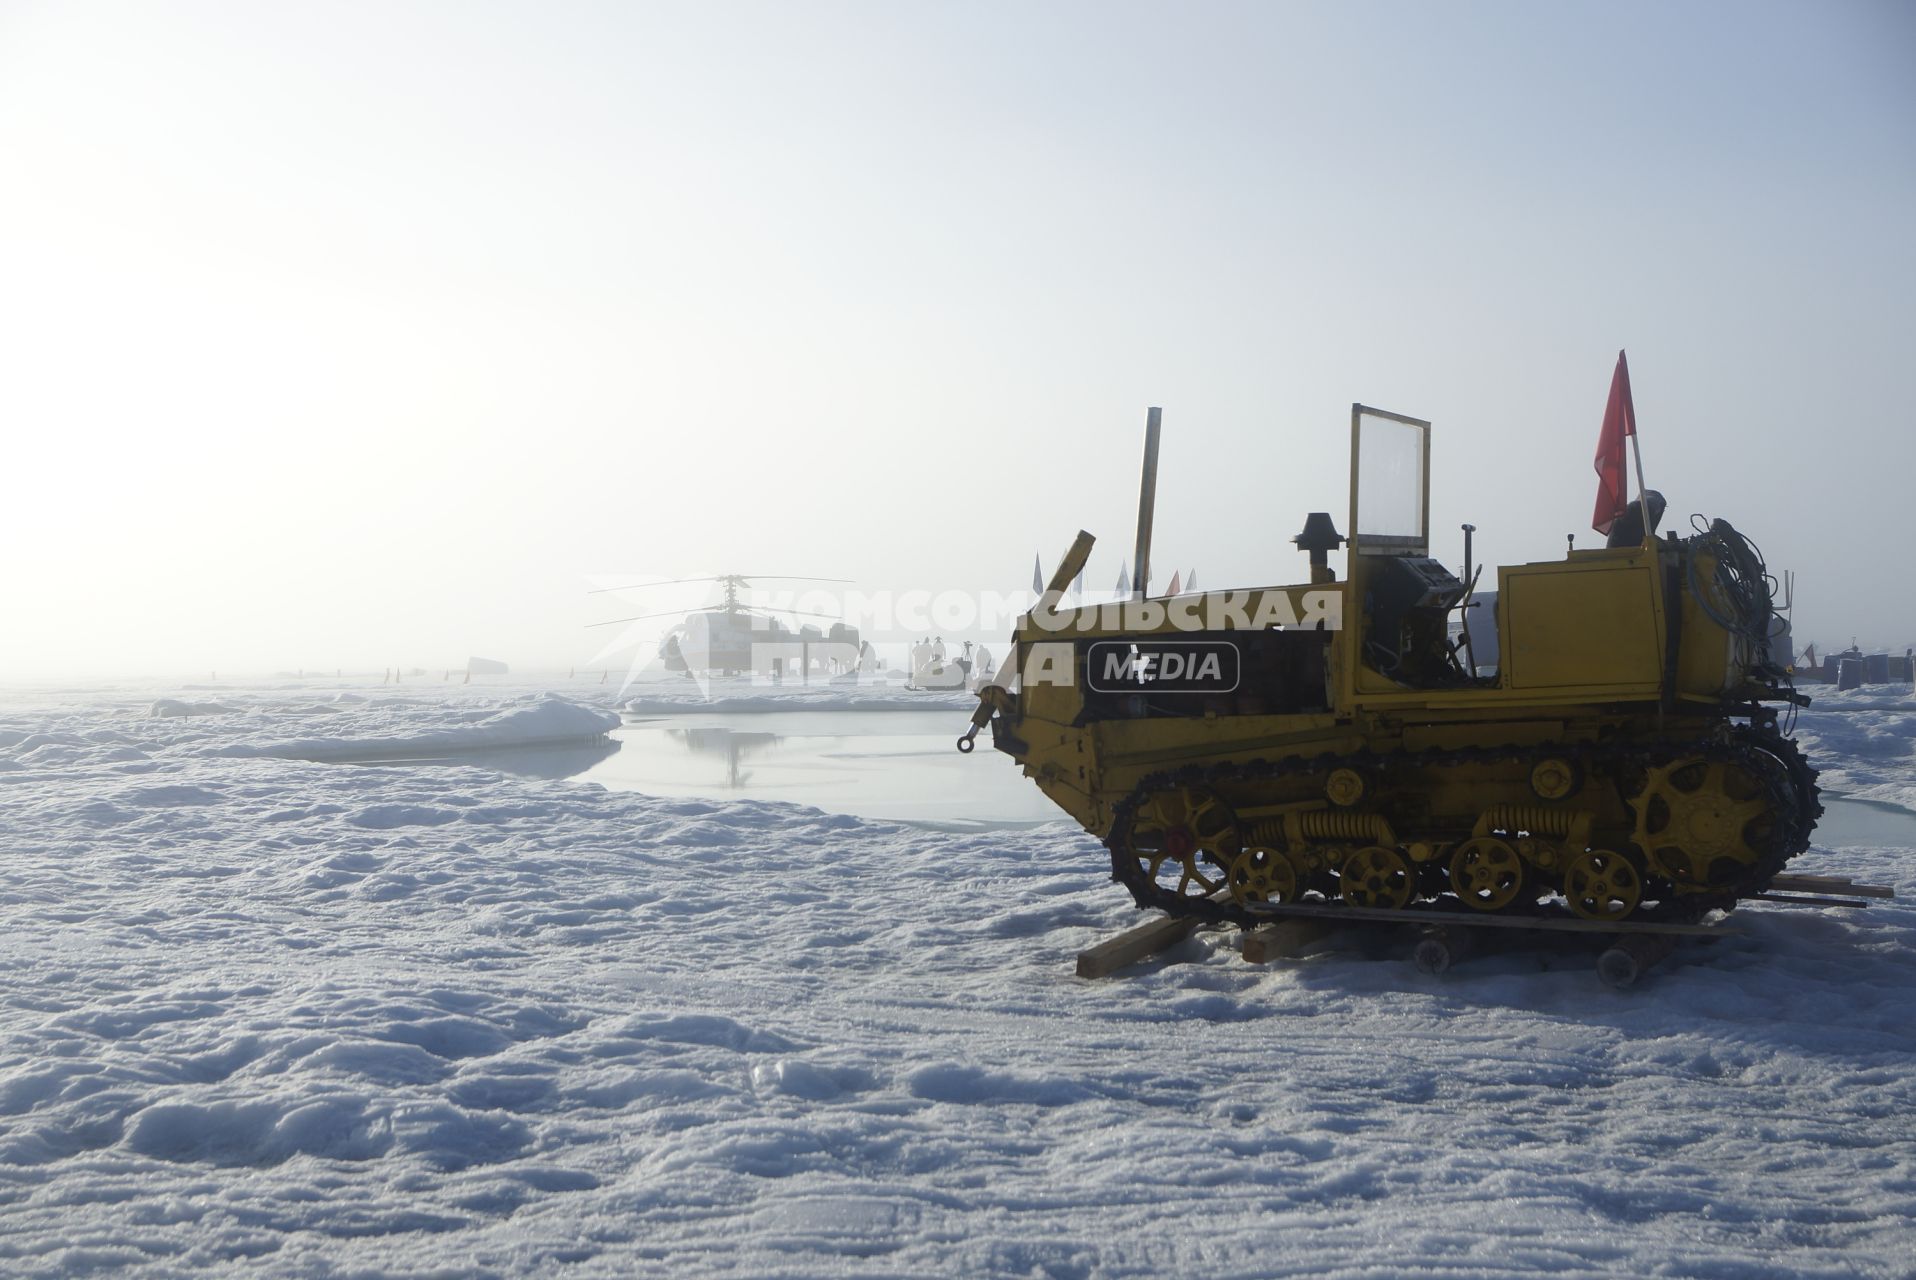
[{"xmin": 3, "ymin": 0, "xmax": 1912, "ymax": 679}]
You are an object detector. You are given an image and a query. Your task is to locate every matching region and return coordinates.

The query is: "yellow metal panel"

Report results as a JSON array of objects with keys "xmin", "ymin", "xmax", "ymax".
[
  {"xmin": 1502, "ymin": 561, "xmax": 1663, "ymax": 690},
  {"xmin": 1020, "ymin": 675, "xmax": 1083, "ymax": 727}
]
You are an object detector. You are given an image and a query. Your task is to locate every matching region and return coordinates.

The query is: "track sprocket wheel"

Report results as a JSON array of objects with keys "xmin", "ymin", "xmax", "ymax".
[
  {"xmin": 1125, "ymin": 787, "xmax": 1241, "ymax": 900},
  {"xmin": 1339, "ymin": 844, "xmax": 1414, "ymax": 909},
  {"xmin": 1563, "ymin": 848, "xmax": 1643, "ymax": 921},
  {"xmin": 1227, "ymin": 847, "xmax": 1299, "ymax": 906},
  {"xmin": 1632, "ymin": 757, "xmax": 1775, "ymax": 889},
  {"xmin": 1449, "ymin": 836, "xmax": 1527, "ymax": 911}
]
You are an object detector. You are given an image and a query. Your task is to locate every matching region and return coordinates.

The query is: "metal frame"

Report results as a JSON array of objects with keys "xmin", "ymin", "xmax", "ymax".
[
  {"xmin": 1343, "ymin": 404, "xmax": 1431, "ymax": 710},
  {"xmin": 1347, "ymin": 404, "xmax": 1432, "ymax": 557}
]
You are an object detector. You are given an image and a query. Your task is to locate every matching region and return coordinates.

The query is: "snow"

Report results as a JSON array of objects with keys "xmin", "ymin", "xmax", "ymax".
[
  {"xmin": 1793, "ymin": 689, "xmax": 1916, "ymax": 813},
  {"xmin": 3, "ymin": 685, "xmax": 620, "ymax": 772},
  {"xmin": 0, "ymin": 680, "xmax": 1913, "ymax": 1276},
  {"xmin": 203, "ymin": 697, "xmax": 621, "ymax": 764}
]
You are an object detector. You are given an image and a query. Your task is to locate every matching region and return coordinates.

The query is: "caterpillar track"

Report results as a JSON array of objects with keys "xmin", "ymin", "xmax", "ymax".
[{"xmin": 1103, "ymin": 725, "xmax": 1821, "ymax": 930}]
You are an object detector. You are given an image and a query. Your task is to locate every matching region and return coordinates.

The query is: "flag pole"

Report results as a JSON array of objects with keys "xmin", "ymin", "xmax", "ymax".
[
  {"xmin": 1631, "ymin": 434, "xmax": 1652, "ymax": 544},
  {"xmin": 1624, "ymin": 351, "xmax": 1652, "ymax": 545}
]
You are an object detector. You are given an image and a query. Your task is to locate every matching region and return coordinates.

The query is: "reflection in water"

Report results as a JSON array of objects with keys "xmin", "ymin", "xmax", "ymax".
[
  {"xmin": 667, "ymin": 727, "xmax": 781, "ymax": 788},
  {"xmin": 343, "ymin": 738, "xmax": 622, "ymax": 781},
  {"xmin": 344, "ymin": 712, "xmax": 1061, "ymax": 825},
  {"xmin": 581, "ymin": 711, "xmax": 1064, "ymax": 825},
  {"xmin": 470, "ymin": 739, "xmax": 623, "ymax": 780}
]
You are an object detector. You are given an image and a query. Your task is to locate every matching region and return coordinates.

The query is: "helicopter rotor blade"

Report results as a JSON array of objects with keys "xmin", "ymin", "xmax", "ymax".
[
  {"xmin": 587, "ymin": 605, "xmax": 851, "ymax": 630},
  {"xmin": 588, "ymin": 574, "xmax": 854, "ymax": 595},
  {"xmin": 587, "ymin": 575, "xmax": 729, "ymax": 595},
  {"xmin": 584, "ymin": 608, "xmax": 711, "ymax": 629},
  {"xmin": 744, "ymin": 607, "xmax": 847, "ymax": 622},
  {"xmin": 730, "ymin": 576, "xmax": 855, "ymax": 584}
]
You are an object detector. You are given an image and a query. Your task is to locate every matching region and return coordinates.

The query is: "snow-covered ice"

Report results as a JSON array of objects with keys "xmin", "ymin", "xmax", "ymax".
[
  {"xmin": 1793, "ymin": 688, "xmax": 1916, "ymax": 813},
  {"xmin": 1, "ymin": 680, "xmax": 1913, "ymax": 1276}
]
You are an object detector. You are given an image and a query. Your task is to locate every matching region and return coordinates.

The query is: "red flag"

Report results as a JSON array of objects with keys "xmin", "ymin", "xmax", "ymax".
[{"xmin": 1591, "ymin": 350, "xmax": 1636, "ymax": 536}]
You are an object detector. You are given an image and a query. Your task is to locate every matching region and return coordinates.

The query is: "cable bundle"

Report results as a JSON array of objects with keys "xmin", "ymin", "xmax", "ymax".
[{"xmin": 1685, "ymin": 515, "xmax": 1797, "ymax": 726}]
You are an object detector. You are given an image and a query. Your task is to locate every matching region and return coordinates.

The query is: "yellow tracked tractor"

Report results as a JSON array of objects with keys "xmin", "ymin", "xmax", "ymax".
[{"xmin": 960, "ymin": 405, "xmax": 1817, "ymax": 926}]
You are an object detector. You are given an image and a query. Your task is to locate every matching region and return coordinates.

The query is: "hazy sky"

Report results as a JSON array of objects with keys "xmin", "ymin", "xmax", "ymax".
[{"xmin": 3, "ymin": 0, "xmax": 1912, "ymax": 677}]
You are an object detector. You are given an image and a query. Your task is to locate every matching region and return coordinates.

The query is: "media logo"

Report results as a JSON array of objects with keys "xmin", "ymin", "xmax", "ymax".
[{"xmin": 1085, "ymin": 640, "xmax": 1240, "ymax": 694}]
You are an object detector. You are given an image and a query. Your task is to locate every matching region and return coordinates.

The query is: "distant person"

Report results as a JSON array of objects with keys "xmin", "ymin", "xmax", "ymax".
[
  {"xmin": 910, "ymin": 639, "xmax": 931, "ymax": 685},
  {"xmin": 932, "ymin": 636, "xmax": 947, "ymax": 662}
]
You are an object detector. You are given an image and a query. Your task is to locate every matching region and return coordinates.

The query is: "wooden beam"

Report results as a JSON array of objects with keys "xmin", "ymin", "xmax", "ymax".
[
  {"xmin": 1751, "ymin": 893, "xmax": 1873, "ymax": 909},
  {"xmin": 1770, "ymin": 874, "xmax": 1894, "ymax": 899},
  {"xmin": 1240, "ymin": 899, "xmax": 1730, "ymax": 936},
  {"xmin": 1412, "ymin": 925, "xmax": 1478, "ymax": 975},
  {"xmin": 1598, "ymin": 931, "xmax": 1679, "ymax": 989},
  {"xmin": 1076, "ymin": 912, "xmax": 1202, "ymax": 979}
]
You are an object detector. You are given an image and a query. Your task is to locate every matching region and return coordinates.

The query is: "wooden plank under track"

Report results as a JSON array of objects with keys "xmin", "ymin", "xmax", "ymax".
[
  {"xmin": 1078, "ymin": 867, "xmax": 1895, "ymax": 977},
  {"xmin": 1075, "ymin": 913, "xmax": 1203, "ymax": 979},
  {"xmin": 1238, "ymin": 900, "xmax": 1733, "ymax": 936},
  {"xmin": 1751, "ymin": 893, "xmax": 1872, "ymax": 908},
  {"xmin": 1770, "ymin": 874, "xmax": 1895, "ymax": 898}
]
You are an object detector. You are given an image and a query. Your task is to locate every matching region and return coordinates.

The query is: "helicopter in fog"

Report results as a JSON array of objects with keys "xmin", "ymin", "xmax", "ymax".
[{"xmin": 588, "ymin": 574, "xmax": 871, "ymax": 678}]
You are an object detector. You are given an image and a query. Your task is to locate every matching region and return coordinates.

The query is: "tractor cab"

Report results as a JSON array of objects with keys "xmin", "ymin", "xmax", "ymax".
[
  {"xmin": 1341, "ymin": 406, "xmax": 1752, "ymax": 712},
  {"xmin": 1343, "ymin": 406, "xmax": 1474, "ymax": 694}
]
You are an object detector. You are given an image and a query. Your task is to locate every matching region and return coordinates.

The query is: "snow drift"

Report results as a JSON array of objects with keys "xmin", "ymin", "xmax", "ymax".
[{"xmin": 200, "ymin": 696, "xmax": 621, "ymax": 763}]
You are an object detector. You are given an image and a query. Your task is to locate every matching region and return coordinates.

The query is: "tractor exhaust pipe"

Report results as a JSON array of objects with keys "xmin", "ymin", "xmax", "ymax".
[{"xmin": 1133, "ymin": 407, "xmax": 1161, "ymax": 601}]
